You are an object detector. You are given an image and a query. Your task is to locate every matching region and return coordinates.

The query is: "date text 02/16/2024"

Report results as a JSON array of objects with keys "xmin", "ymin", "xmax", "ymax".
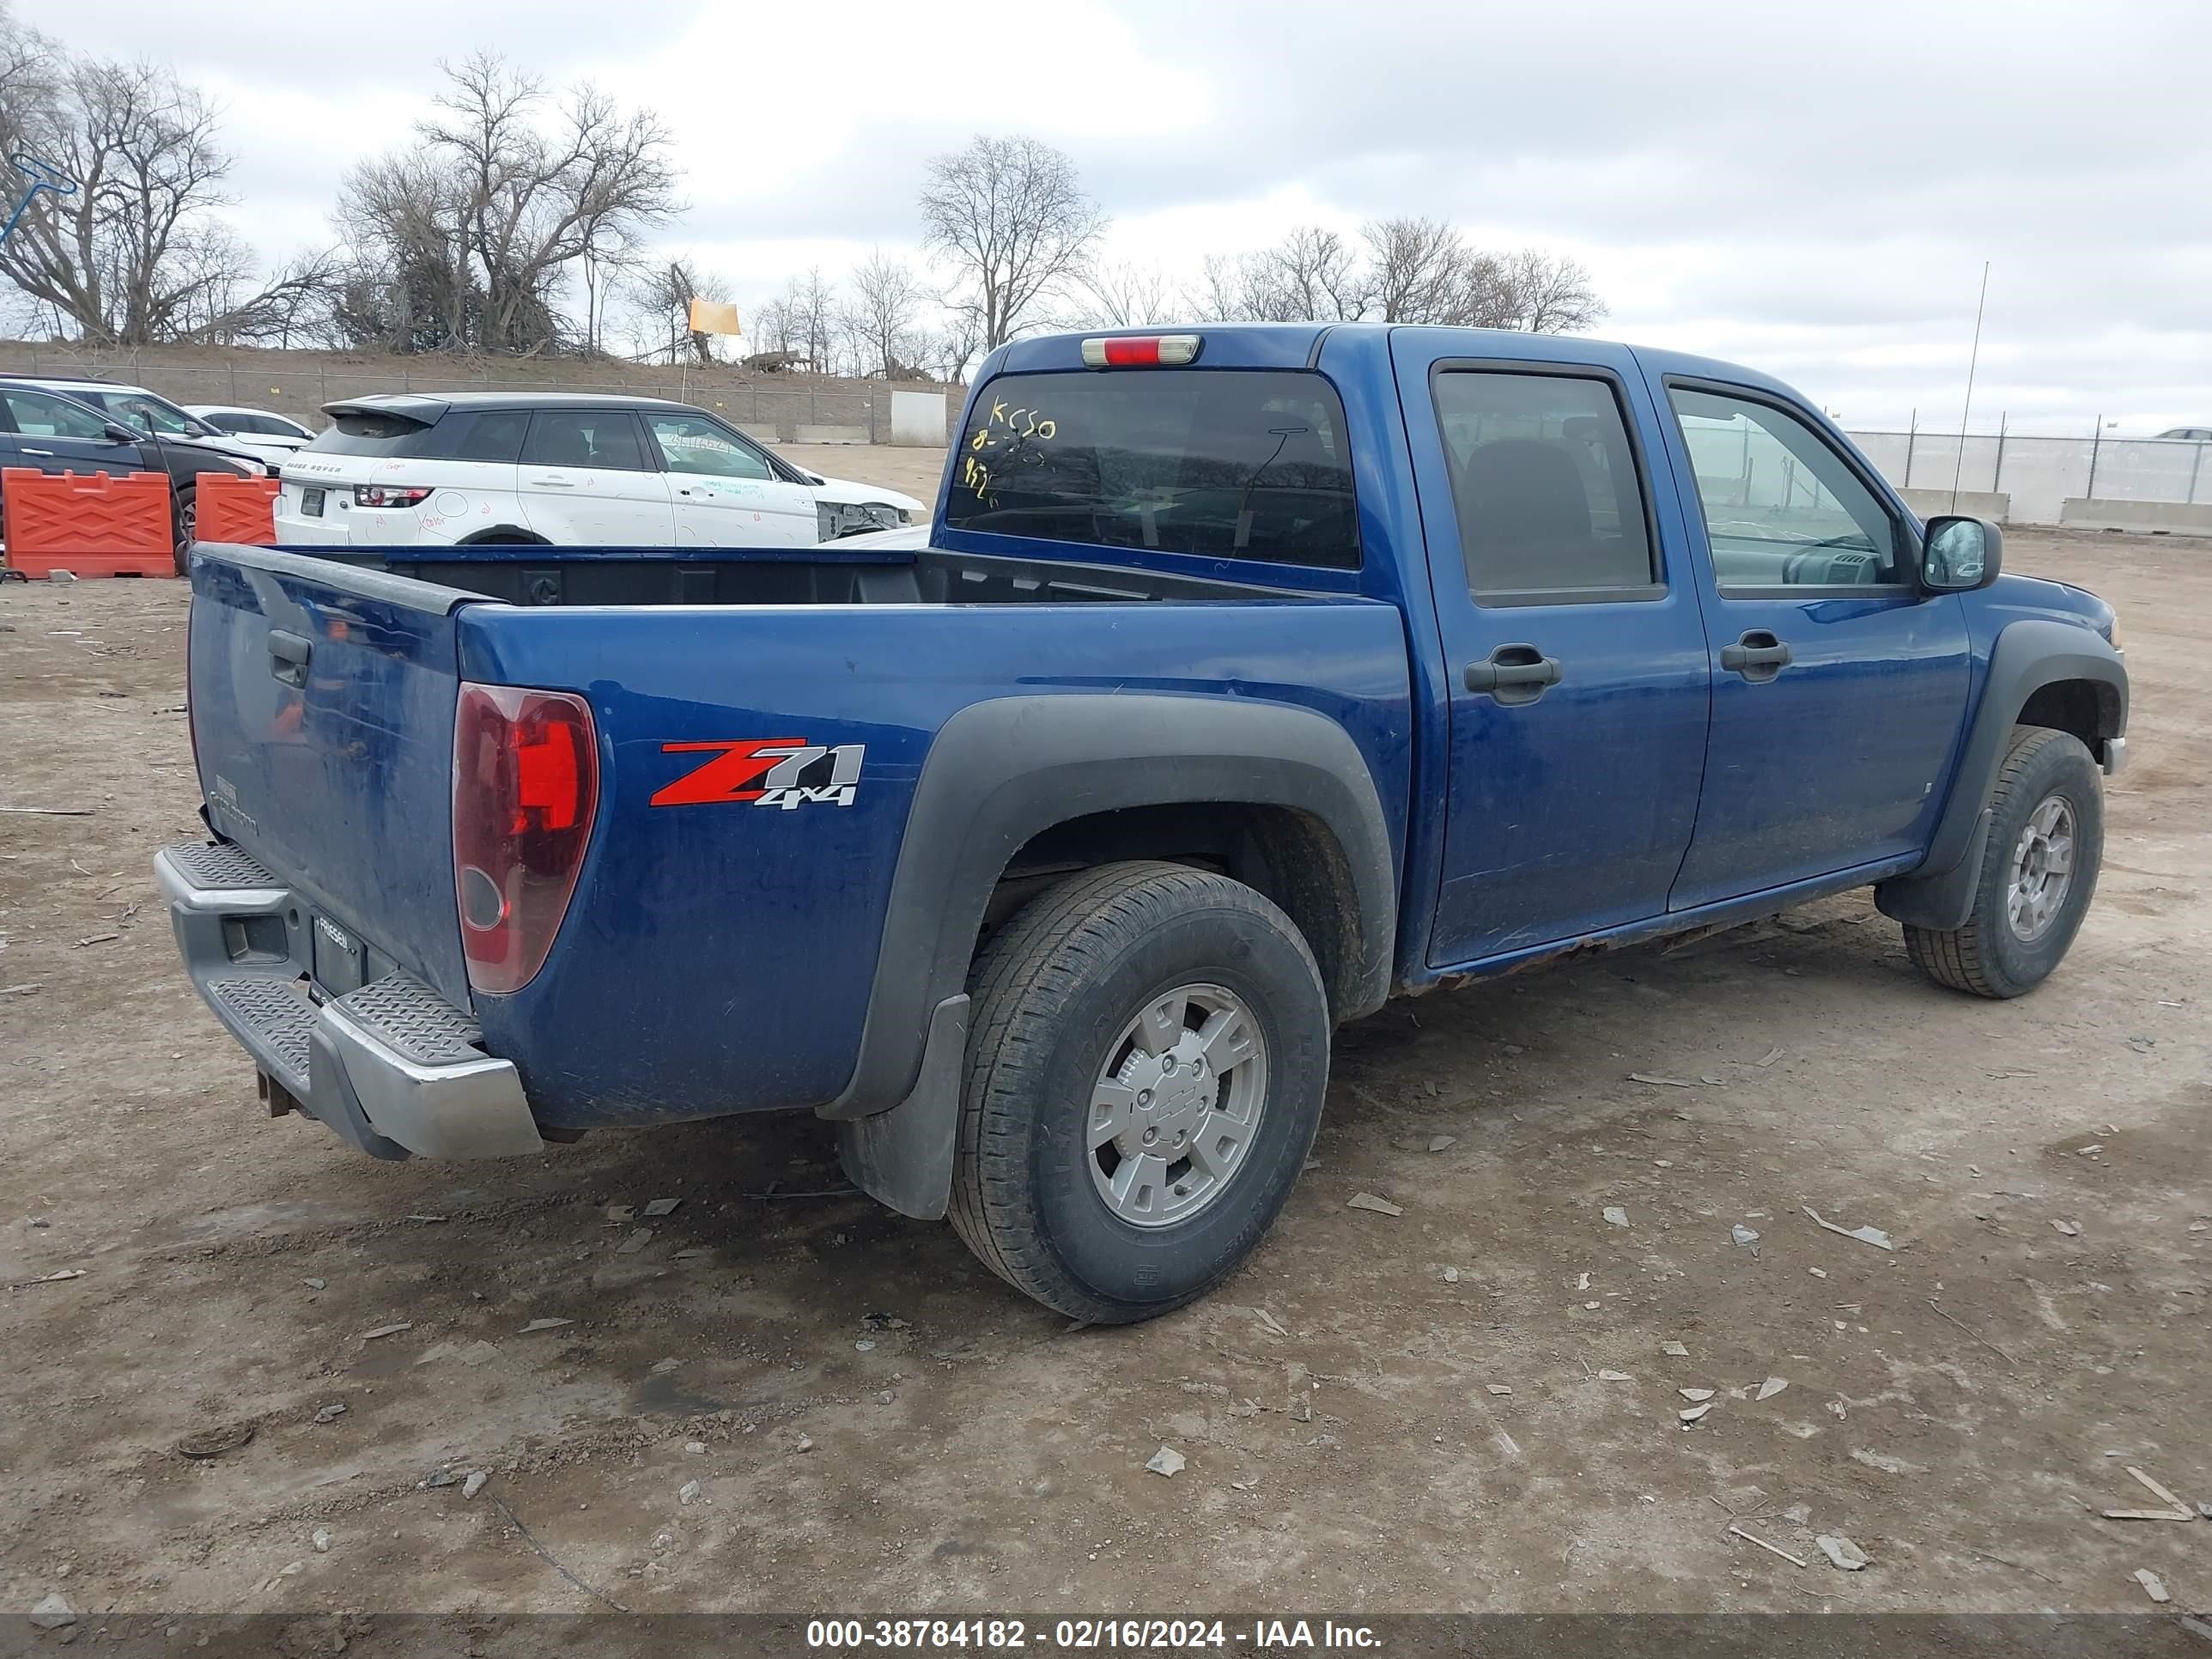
[{"xmin": 803, "ymin": 1620, "xmax": 1382, "ymax": 1650}]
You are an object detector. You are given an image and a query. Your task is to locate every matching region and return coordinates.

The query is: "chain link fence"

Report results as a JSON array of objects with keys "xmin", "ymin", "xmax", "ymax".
[
  {"xmin": 0, "ymin": 347, "xmax": 963, "ymax": 446},
  {"xmin": 1847, "ymin": 427, "xmax": 2211, "ymax": 526}
]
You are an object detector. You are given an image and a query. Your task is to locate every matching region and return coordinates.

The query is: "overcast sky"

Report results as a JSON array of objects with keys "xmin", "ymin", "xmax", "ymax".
[{"xmin": 38, "ymin": 0, "xmax": 2212, "ymax": 433}]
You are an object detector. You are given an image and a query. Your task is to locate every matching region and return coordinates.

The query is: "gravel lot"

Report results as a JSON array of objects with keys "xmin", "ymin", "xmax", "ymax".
[{"xmin": 2, "ymin": 483, "xmax": 2206, "ymax": 1623}]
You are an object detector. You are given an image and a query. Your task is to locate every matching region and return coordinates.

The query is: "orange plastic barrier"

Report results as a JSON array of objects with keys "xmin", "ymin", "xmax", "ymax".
[
  {"xmin": 194, "ymin": 472, "xmax": 281, "ymax": 546},
  {"xmin": 1, "ymin": 467, "xmax": 174, "ymax": 578}
]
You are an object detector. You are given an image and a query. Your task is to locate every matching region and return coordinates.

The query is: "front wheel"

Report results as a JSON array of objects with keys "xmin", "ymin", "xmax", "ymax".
[
  {"xmin": 1904, "ymin": 726, "xmax": 2104, "ymax": 998},
  {"xmin": 951, "ymin": 861, "xmax": 1330, "ymax": 1322}
]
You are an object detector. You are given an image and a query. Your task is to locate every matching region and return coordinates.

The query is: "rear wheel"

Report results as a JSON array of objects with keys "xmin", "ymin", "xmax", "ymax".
[
  {"xmin": 173, "ymin": 485, "xmax": 196, "ymax": 576},
  {"xmin": 1904, "ymin": 726, "xmax": 2103, "ymax": 998},
  {"xmin": 951, "ymin": 861, "xmax": 1330, "ymax": 1323}
]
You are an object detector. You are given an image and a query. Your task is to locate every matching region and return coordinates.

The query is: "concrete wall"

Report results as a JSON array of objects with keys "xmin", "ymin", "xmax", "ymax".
[
  {"xmin": 890, "ymin": 391, "xmax": 947, "ymax": 447},
  {"xmin": 2058, "ymin": 498, "xmax": 2212, "ymax": 537},
  {"xmin": 1899, "ymin": 488, "xmax": 2011, "ymax": 520},
  {"xmin": 794, "ymin": 423, "xmax": 869, "ymax": 446}
]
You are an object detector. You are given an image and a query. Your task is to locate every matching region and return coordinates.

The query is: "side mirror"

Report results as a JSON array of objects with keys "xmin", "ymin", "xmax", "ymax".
[
  {"xmin": 1921, "ymin": 514, "xmax": 2002, "ymax": 592},
  {"xmin": 102, "ymin": 422, "xmax": 139, "ymax": 444}
]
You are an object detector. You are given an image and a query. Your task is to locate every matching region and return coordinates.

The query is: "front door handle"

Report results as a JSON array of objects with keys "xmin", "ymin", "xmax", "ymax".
[
  {"xmin": 1719, "ymin": 629, "xmax": 1793, "ymax": 682},
  {"xmin": 269, "ymin": 629, "xmax": 312, "ymax": 688},
  {"xmin": 1464, "ymin": 643, "xmax": 1562, "ymax": 706}
]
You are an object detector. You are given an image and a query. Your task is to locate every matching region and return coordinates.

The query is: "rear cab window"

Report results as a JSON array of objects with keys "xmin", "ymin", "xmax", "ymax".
[{"xmin": 944, "ymin": 368, "xmax": 1360, "ymax": 569}]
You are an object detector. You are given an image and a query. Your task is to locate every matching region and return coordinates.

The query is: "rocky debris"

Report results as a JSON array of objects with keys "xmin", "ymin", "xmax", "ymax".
[
  {"xmin": 643, "ymin": 1197, "xmax": 682, "ymax": 1217},
  {"xmin": 795, "ymin": 1435, "xmax": 815, "ymax": 1454},
  {"xmin": 520, "ymin": 1317, "xmax": 574, "ymax": 1334},
  {"xmin": 1146, "ymin": 1445, "xmax": 1188, "ymax": 1477},
  {"xmin": 1598, "ymin": 1370, "xmax": 1633, "ymax": 1382},
  {"xmin": 1442, "ymin": 1267, "xmax": 1460, "ymax": 1284},
  {"xmin": 1732, "ymin": 1224, "xmax": 1761, "ymax": 1247},
  {"xmin": 1679, "ymin": 1403, "xmax": 1714, "ymax": 1424},
  {"xmin": 177, "ymin": 1422, "xmax": 254, "ymax": 1459},
  {"xmin": 1428, "ymin": 1135, "xmax": 1456, "ymax": 1152},
  {"xmin": 2135, "ymin": 1568, "xmax": 2170, "ymax": 1603},
  {"xmin": 1347, "ymin": 1193, "xmax": 1403, "ymax": 1217},
  {"xmin": 423, "ymin": 1468, "xmax": 459, "ymax": 1489},
  {"xmin": 1804, "ymin": 1206, "xmax": 1894, "ymax": 1251},
  {"xmin": 301, "ymin": 1278, "xmax": 326, "ymax": 1291},
  {"xmin": 312, "ymin": 1528, "xmax": 331, "ymax": 1553},
  {"xmin": 1817, "ymin": 1534, "xmax": 1869, "ymax": 1571},
  {"xmin": 312, "ymin": 1403, "xmax": 347, "ymax": 1425},
  {"xmin": 1850, "ymin": 1449, "xmax": 1927, "ymax": 1476},
  {"xmin": 1603, "ymin": 1206, "xmax": 1630, "ymax": 1227},
  {"xmin": 2052, "ymin": 1219, "xmax": 2081, "ymax": 1237},
  {"xmin": 679, "ymin": 1480, "xmax": 702, "ymax": 1505},
  {"xmin": 1679, "ymin": 1388, "xmax": 1715, "ymax": 1402},
  {"xmin": 685, "ymin": 1442, "xmax": 707, "ymax": 1455},
  {"xmin": 1757, "ymin": 1376, "xmax": 1790, "ymax": 1401},
  {"xmin": 463, "ymin": 1472, "xmax": 488, "ymax": 1499},
  {"xmin": 359, "ymin": 1322, "xmax": 412, "ymax": 1340},
  {"xmin": 1661, "ymin": 1341, "xmax": 1690, "ymax": 1357},
  {"xmin": 30, "ymin": 1594, "xmax": 76, "ymax": 1630}
]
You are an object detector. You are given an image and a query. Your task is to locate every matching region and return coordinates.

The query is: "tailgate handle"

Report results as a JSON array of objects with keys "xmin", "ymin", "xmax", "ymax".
[{"xmin": 268, "ymin": 629, "xmax": 313, "ymax": 687}]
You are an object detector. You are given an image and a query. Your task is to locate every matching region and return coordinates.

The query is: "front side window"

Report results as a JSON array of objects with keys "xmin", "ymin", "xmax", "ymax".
[
  {"xmin": 945, "ymin": 368, "xmax": 1360, "ymax": 568},
  {"xmin": 522, "ymin": 410, "xmax": 648, "ymax": 472},
  {"xmin": 1668, "ymin": 386, "xmax": 1904, "ymax": 588},
  {"xmin": 1435, "ymin": 370, "xmax": 1656, "ymax": 599},
  {"xmin": 647, "ymin": 414, "xmax": 773, "ymax": 480},
  {"xmin": 4, "ymin": 389, "xmax": 112, "ymax": 440}
]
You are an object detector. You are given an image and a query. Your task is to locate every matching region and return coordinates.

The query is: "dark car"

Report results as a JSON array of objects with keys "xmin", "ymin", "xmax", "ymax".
[{"xmin": 0, "ymin": 381, "xmax": 260, "ymax": 573}]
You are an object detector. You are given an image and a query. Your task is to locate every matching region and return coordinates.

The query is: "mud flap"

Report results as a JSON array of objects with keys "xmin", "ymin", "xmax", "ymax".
[{"xmin": 835, "ymin": 994, "xmax": 968, "ymax": 1220}]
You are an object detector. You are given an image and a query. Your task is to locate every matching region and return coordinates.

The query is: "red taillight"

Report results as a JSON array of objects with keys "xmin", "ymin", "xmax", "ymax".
[
  {"xmin": 1080, "ymin": 333, "xmax": 1202, "ymax": 368},
  {"xmin": 453, "ymin": 682, "xmax": 598, "ymax": 996},
  {"xmin": 355, "ymin": 484, "xmax": 434, "ymax": 508}
]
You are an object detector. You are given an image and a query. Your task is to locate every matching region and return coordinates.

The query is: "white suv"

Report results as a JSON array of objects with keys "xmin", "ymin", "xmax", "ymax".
[{"xmin": 272, "ymin": 392, "xmax": 925, "ymax": 548}]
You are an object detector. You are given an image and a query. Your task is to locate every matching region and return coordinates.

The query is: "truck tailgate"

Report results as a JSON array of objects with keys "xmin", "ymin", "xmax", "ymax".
[{"xmin": 187, "ymin": 547, "xmax": 483, "ymax": 1007}]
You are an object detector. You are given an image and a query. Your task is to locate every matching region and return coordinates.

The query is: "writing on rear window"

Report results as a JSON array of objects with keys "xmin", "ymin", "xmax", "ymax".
[{"xmin": 945, "ymin": 368, "xmax": 1360, "ymax": 569}]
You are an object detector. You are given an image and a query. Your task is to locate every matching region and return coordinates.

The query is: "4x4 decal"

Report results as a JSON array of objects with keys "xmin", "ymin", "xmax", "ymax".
[{"xmin": 649, "ymin": 738, "xmax": 865, "ymax": 809}]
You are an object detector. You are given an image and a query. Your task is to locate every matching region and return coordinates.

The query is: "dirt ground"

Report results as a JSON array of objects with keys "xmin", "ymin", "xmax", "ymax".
[{"xmin": 2, "ymin": 490, "xmax": 2207, "ymax": 1625}]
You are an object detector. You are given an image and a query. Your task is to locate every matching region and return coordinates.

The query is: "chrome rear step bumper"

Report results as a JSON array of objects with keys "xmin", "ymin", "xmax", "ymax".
[{"xmin": 155, "ymin": 842, "xmax": 544, "ymax": 1160}]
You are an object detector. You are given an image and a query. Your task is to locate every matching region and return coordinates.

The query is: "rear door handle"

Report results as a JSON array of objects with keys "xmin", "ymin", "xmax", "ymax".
[
  {"xmin": 269, "ymin": 629, "xmax": 312, "ymax": 688},
  {"xmin": 528, "ymin": 476, "xmax": 575, "ymax": 488},
  {"xmin": 21, "ymin": 447, "xmax": 52, "ymax": 456},
  {"xmin": 1464, "ymin": 644, "xmax": 1562, "ymax": 705},
  {"xmin": 1719, "ymin": 629, "xmax": 1793, "ymax": 682}
]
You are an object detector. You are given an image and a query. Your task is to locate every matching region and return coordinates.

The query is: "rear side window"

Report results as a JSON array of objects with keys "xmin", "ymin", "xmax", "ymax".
[
  {"xmin": 449, "ymin": 410, "xmax": 529, "ymax": 463},
  {"xmin": 944, "ymin": 368, "xmax": 1360, "ymax": 568},
  {"xmin": 1435, "ymin": 370, "xmax": 1656, "ymax": 600},
  {"xmin": 522, "ymin": 410, "xmax": 649, "ymax": 472}
]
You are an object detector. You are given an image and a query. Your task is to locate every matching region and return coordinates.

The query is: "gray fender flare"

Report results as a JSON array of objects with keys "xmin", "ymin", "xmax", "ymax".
[
  {"xmin": 1875, "ymin": 619, "xmax": 2126, "ymax": 931},
  {"xmin": 829, "ymin": 693, "xmax": 1398, "ymax": 1220}
]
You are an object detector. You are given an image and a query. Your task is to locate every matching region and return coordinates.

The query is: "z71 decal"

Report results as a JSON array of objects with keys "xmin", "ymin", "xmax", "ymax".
[{"xmin": 650, "ymin": 738, "xmax": 865, "ymax": 810}]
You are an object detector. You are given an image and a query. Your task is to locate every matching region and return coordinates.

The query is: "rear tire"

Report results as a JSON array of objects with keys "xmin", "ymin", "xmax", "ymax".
[
  {"xmin": 951, "ymin": 861, "xmax": 1330, "ymax": 1323},
  {"xmin": 1904, "ymin": 726, "xmax": 2103, "ymax": 998},
  {"xmin": 173, "ymin": 485, "xmax": 195, "ymax": 576}
]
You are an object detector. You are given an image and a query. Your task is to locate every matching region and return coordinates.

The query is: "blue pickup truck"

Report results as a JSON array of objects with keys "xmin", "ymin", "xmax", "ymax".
[{"xmin": 158, "ymin": 324, "xmax": 2128, "ymax": 1322}]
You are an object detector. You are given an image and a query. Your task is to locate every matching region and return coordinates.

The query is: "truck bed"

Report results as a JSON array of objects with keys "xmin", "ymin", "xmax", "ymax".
[{"xmin": 260, "ymin": 530, "xmax": 1333, "ymax": 610}]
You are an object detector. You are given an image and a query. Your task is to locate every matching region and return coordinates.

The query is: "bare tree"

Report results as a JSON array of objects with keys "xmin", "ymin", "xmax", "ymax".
[
  {"xmin": 841, "ymin": 248, "xmax": 926, "ymax": 378},
  {"xmin": 791, "ymin": 267, "xmax": 837, "ymax": 371},
  {"xmin": 1254, "ymin": 226, "xmax": 1367, "ymax": 321},
  {"xmin": 0, "ymin": 40, "xmax": 264, "ymax": 344},
  {"xmin": 920, "ymin": 134, "xmax": 1105, "ymax": 352},
  {"xmin": 337, "ymin": 52, "xmax": 678, "ymax": 355},
  {"xmin": 1362, "ymin": 216, "xmax": 1474, "ymax": 324},
  {"xmin": 1074, "ymin": 258, "xmax": 1174, "ymax": 328},
  {"xmin": 1498, "ymin": 248, "xmax": 1605, "ymax": 333}
]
